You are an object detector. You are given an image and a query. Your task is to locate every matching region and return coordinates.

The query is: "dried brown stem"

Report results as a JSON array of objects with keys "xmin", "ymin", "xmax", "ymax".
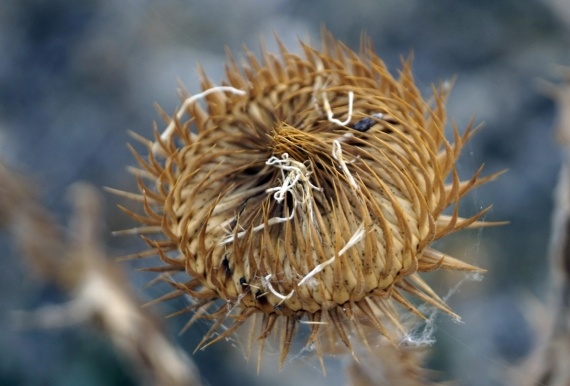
[
  {"xmin": 516, "ymin": 70, "xmax": 570, "ymax": 386},
  {"xmin": 0, "ymin": 163, "xmax": 201, "ymax": 386}
]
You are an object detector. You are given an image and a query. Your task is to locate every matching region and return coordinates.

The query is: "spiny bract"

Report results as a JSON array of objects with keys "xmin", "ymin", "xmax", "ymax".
[{"xmin": 115, "ymin": 31, "xmax": 501, "ymax": 370}]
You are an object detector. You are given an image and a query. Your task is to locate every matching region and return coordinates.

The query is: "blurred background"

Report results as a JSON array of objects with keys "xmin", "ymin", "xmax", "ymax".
[{"xmin": 1, "ymin": 0, "xmax": 569, "ymax": 385}]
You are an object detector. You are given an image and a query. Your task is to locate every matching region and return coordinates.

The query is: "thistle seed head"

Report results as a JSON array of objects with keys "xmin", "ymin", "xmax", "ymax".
[{"xmin": 117, "ymin": 31, "xmax": 502, "ymax": 369}]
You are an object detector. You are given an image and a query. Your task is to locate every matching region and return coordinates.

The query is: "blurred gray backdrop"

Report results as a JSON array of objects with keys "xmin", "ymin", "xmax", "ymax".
[{"xmin": 1, "ymin": 1, "xmax": 569, "ymax": 385}]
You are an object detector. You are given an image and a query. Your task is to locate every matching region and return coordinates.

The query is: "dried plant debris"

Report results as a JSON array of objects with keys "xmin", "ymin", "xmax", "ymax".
[
  {"xmin": 114, "ymin": 30, "xmax": 503, "ymax": 373},
  {"xmin": 516, "ymin": 68, "xmax": 570, "ymax": 386},
  {"xmin": 0, "ymin": 163, "xmax": 201, "ymax": 386},
  {"xmin": 347, "ymin": 343, "xmax": 436, "ymax": 386},
  {"xmin": 0, "ymin": 163, "xmax": 68, "ymax": 283}
]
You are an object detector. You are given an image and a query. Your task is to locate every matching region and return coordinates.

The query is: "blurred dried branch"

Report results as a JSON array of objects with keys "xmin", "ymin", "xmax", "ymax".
[
  {"xmin": 0, "ymin": 163, "xmax": 68, "ymax": 283},
  {"xmin": 0, "ymin": 163, "xmax": 201, "ymax": 386},
  {"xmin": 517, "ymin": 68, "xmax": 570, "ymax": 386},
  {"xmin": 347, "ymin": 340, "xmax": 437, "ymax": 386}
]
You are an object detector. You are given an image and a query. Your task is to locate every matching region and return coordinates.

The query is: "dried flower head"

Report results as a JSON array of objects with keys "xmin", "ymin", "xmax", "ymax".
[{"xmin": 114, "ymin": 31, "xmax": 501, "ymax": 369}]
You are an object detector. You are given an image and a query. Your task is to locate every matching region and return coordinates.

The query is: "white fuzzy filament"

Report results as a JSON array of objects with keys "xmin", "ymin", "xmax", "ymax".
[
  {"xmin": 333, "ymin": 140, "xmax": 360, "ymax": 191},
  {"xmin": 220, "ymin": 153, "xmax": 322, "ymax": 245},
  {"xmin": 153, "ymin": 85, "xmax": 247, "ymax": 155},
  {"xmin": 264, "ymin": 224, "xmax": 366, "ymax": 303},
  {"xmin": 322, "ymin": 90, "xmax": 354, "ymax": 126}
]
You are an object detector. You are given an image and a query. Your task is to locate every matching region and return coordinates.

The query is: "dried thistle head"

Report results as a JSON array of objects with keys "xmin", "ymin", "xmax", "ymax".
[{"xmin": 115, "ymin": 31, "xmax": 501, "ymax": 369}]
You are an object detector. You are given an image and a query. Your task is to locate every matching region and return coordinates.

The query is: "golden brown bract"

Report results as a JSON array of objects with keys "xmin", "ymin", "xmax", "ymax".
[{"xmin": 116, "ymin": 31, "xmax": 502, "ymax": 370}]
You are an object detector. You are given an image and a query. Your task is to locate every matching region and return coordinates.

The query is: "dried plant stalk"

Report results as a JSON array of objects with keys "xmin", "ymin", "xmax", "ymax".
[
  {"xmin": 347, "ymin": 332, "xmax": 438, "ymax": 386},
  {"xmin": 0, "ymin": 164, "xmax": 201, "ymax": 386},
  {"xmin": 517, "ymin": 70, "xmax": 570, "ymax": 386}
]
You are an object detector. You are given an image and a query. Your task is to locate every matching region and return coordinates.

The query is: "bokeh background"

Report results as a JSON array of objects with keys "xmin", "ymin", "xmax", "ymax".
[{"xmin": 1, "ymin": 1, "xmax": 569, "ymax": 385}]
